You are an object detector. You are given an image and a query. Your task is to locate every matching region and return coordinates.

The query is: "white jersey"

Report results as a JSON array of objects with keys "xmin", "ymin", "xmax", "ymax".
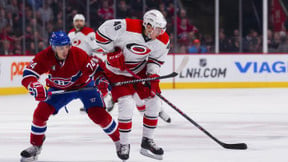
[
  {"xmin": 68, "ymin": 26, "xmax": 98, "ymax": 56},
  {"xmin": 95, "ymin": 18, "xmax": 170, "ymax": 76}
]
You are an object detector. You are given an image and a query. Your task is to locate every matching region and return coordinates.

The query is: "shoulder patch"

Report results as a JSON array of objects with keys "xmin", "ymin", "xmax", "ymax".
[
  {"xmin": 125, "ymin": 18, "xmax": 143, "ymax": 34},
  {"xmin": 81, "ymin": 27, "xmax": 95, "ymax": 35},
  {"xmin": 156, "ymin": 32, "xmax": 170, "ymax": 45}
]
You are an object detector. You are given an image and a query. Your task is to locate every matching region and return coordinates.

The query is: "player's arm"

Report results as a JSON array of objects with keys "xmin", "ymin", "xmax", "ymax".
[
  {"xmin": 22, "ymin": 49, "xmax": 50, "ymax": 101},
  {"xmin": 147, "ymin": 39, "xmax": 170, "ymax": 75},
  {"xmin": 95, "ymin": 19, "xmax": 126, "ymax": 53}
]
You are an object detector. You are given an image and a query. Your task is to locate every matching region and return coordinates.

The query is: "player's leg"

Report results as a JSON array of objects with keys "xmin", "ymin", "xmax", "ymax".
[
  {"xmin": 79, "ymin": 82, "xmax": 120, "ymax": 156},
  {"xmin": 140, "ymin": 96, "xmax": 164, "ymax": 160},
  {"xmin": 134, "ymin": 92, "xmax": 146, "ymax": 114},
  {"xmin": 116, "ymin": 95, "xmax": 135, "ymax": 160},
  {"xmin": 134, "ymin": 93, "xmax": 171, "ymax": 123},
  {"xmin": 21, "ymin": 89, "xmax": 75, "ymax": 162},
  {"xmin": 105, "ymin": 72, "xmax": 136, "ymax": 160},
  {"xmin": 20, "ymin": 102, "xmax": 55, "ymax": 162},
  {"xmin": 158, "ymin": 102, "xmax": 171, "ymax": 123},
  {"xmin": 136, "ymin": 78, "xmax": 164, "ymax": 160}
]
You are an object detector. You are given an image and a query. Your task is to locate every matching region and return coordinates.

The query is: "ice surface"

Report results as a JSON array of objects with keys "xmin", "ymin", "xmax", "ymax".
[{"xmin": 1, "ymin": 88, "xmax": 288, "ymax": 162}]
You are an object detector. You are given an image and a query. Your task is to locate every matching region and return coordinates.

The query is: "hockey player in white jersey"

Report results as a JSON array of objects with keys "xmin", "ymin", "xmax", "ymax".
[
  {"xmin": 68, "ymin": 14, "xmax": 114, "ymax": 111},
  {"xmin": 95, "ymin": 9, "xmax": 170, "ymax": 160}
]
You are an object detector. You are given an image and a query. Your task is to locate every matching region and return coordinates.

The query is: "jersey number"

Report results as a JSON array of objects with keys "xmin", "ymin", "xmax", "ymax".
[{"xmin": 114, "ymin": 21, "xmax": 121, "ymax": 31}]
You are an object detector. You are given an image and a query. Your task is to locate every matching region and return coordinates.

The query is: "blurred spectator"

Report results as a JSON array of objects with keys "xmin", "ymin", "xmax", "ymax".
[
  {"xmin": 130, "ymin": 0, "xmax": 142, "ymax": 19},
  {"xmin": 0, "ymin": 8, "xmax": 7, "ymax": 31},
  {"xmin": 146, "ymin": 0, "xmax": 160, "ymax": 9},
  {"xmin": 179, "ymin": 45, "xmax": 187, "ymax": 53},
  {"xmin": 98, "ymin": 1, "xmax": 114, "ymax": 21},
  {"xmin": 5, "ymin": 0, "xmax": 18, "ymax": 15},
  {"xmin": 219, "ymin": 31, "xmax": 230, "ymax": 52},
  {"xmin": 38, "ymin": 41, "xmax": 46, "ymax": 51},
  {"xmin": 268, "ymin": 29, "xmax": 279, "ymax": 52},
  {"xmin": 0, "ymin": 40, "xmax": 13, "ymax": 55},
  {"xmin": 38, "ymin": 2, "xmax": 53, "ymax": 24},
  {"xmin": 188, "ymin": 39, "xmax": 207, "ymax": 54},
  {"xmin": 116, "ymin": 0, "xmax": 131, "ymax": 19}
]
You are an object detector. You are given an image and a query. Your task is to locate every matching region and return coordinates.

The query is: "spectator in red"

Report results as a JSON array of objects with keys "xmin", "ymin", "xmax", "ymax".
[
  {"xmin": 177, "ymin": 18, "xmax": 198, "ymax": 46},
  {"xmin": 98, "ymin": 1, "xmax": 114, "ymax": 21}
]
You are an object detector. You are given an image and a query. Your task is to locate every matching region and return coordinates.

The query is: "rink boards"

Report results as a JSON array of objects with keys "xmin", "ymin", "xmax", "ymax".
[{"xmin": 1, "ymin": 54, "xmax": 288, "ymax": 95}]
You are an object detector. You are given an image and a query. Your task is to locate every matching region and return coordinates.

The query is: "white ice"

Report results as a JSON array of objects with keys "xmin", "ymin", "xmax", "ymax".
[{"xmin": 1, "ymin": 88, "xmax": 288, "ymax": 162}]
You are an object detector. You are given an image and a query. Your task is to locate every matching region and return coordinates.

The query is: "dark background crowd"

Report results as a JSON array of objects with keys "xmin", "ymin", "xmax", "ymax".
[{"xmin": 0, "ymin": 0, "xmax": 288, "ymax": 55}]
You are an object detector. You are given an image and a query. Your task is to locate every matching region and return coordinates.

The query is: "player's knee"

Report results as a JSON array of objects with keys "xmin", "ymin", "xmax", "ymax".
[
  {"xmin": 87, "ymin": 107, "xmax": 111, "ymax": 126},
  {"xmin": 118, "ymin": 95, "xmax": 134, "ymax": 119},
  {"xmin": 33, "ymin": 102, "xmax": 55, "ymax": 125},
  {"xmin": 145, "ymin": 96, "xmax": 161, "ymax": 116}
]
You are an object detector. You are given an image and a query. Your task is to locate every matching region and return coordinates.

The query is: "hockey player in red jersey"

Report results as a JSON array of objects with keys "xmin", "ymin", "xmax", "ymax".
[
  {"xmin": 20, "ymin": 31, "xmax": 120, "ymax": 162},
  {"xmin": 95, "ymin": 9, "xmax": 170, "ymax": 160},
  {"xmin": 68, "ymin": 13, "xmax": 114, "ymax": 111}
]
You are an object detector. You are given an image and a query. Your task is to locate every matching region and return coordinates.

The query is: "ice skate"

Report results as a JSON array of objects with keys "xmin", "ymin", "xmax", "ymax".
[
  {"xmin": 159, "ymin": 110, "xmax": 171, "ymax": 123},
  {"xmin": 140, "ymin": 137, "xmax": 164, "ymax": 160},
  {"xmin": 117, "ymin": 143, "xmax": 130, "ymax": 161},
  {"xmin": 20, "ymin": 145, "xmax": 42, "ymax": 162}
]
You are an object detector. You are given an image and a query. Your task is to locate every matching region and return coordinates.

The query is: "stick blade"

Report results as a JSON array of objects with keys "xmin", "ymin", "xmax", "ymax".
[{"xmin": 222, "ymin": 143, "xmax": 248, "ymax": 150}]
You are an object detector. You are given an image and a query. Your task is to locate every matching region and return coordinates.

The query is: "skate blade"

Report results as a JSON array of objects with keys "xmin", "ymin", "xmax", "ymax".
[
  {"xmin": 20, "ymin": 155, "xmax": 38, "ymax": 162},
  {"xmin": 140, "ymin": 148, "xmax": 163, "ymax": 160}
]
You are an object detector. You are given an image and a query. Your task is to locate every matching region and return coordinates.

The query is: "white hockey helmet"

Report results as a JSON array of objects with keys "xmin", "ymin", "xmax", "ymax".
[
  {"xmin": 143, "ymin": 9, "xmax": 167, "ymax": 35},
  {"xmin": 73, "ymin": 14, "xmax": 85, "ymax": 23}
]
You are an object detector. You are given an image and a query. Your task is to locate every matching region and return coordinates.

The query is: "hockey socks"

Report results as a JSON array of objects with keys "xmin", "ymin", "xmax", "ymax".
[
  {"xmin": 30, "ymin": 102, "xmax": 55, "ymax": 146},
  {"xmin": 87, "ymin": 107, "xmax": 119, "ymax": 142}
]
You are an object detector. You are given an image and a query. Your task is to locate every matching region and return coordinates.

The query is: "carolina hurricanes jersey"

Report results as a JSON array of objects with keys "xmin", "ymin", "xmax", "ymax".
[
  {"xmin": 68, "ymin": 26, "xmax": 98, "ymax": 55},
  {"xmin": 22, "ymin": 46, "xmax": 98, "ymax": 90},
  {"xmin": 95, "ymin": 18, "xmax": 170, "ymax": 76}
]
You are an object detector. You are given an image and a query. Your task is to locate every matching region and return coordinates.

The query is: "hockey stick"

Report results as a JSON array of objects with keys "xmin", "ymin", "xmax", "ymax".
[
  {"xmin": 155, "ymin": 93, "xmax": 247, "ymax": 150},
  {"xmin": 47, "ymin": 56, "xmax": 190, "ymax": 96},
  {"xmin": 47, "ymin": 73, "xmax": 177, "ymax": 96},
  {"xmin": 125, "ymin": 56, "xmax": 248, "ymax": 150},
  {"xmin": 112, "ymin": 72, "xmax": 177, "ymax": 86}
]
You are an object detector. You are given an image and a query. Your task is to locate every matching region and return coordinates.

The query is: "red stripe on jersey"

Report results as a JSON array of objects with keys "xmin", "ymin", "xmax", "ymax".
[
  {"xmin": 118, "ymin": 120, "xmax": 132, "ymax": 132},
  {"xmin": 125, "ymin": 18, "xmax": 143, "ymax": 34},
  {"xmin": 136, "ymin": 105, "xmax": 146, "ymax": 112},
  {"xmin": 143, "ymin": 115, "xmax": 158, "ymax": 127},
  {"xmin": 68, "ymin": 28, "xmax": 76, "ymax": 34},
  {"xmin": 156, "ymin": 32, "xmax": 169, "ymax": 45},
  {"xmin": 96, "ymin": 31, "xmax": 112, "ymax": 44},
  {"xmin": 68, "ymin": 27, "xmax": 94, "ymax": 35},
  {"xmin": 81, "ymin": 26, "xmax": 95, "ymax": 35}
]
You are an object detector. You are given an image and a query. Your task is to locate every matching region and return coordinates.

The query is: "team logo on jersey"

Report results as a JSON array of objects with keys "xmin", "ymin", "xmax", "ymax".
[
  {"xmin": 46, "ymin": 71, "xmax": 82, "ymax": 89},
  {"xmin": 72, "ymin": 38, "xmax": 81, "ymax": 46},
  {"xmin": 126, "ymin": 43, "xmax": 151, "ymax": 55}
]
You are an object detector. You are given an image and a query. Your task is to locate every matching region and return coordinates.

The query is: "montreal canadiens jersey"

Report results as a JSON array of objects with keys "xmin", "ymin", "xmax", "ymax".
[
  {"xmin": 22, "ymin": 46, "xmax": 98, "ymax": 90},
  {"xmin": 68, "ymin": 26, "xmax": 98, "ymax": 55},
  {"xmin": 95, "ymin": 18, "xmax": 170, "ymax": 76}
]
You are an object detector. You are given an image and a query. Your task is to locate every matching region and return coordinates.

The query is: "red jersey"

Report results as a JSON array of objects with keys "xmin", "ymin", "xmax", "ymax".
[{"xmin": 22, "ymin": 46, "xmax": 98, "ymax": 90}]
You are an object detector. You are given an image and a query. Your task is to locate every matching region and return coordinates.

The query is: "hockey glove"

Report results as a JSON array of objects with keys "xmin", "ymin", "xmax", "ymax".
[
  {"xmin": 95, "ymin": 76, "xmax": 110, "ymax": 97},
  {"xmin": 146, "ymin": 74, "xmax": 160, "ymax": 97},
  {"xmin": 107, "ymin": 47, "xmax": 126, "ymax": 71},
  {"xmin": 28, "ymin": 81, "xmax": 48, "ymax": 101}
]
